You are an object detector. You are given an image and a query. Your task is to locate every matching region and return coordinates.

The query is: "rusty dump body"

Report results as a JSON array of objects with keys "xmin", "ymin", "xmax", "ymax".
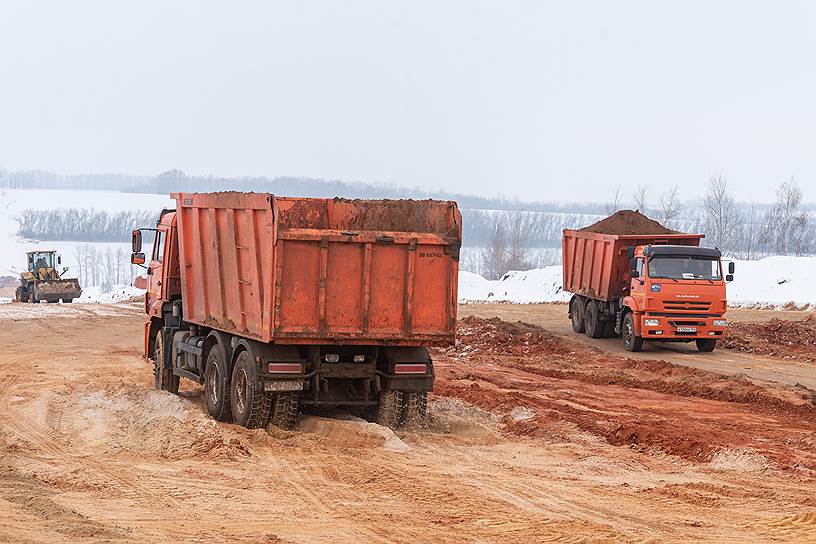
[
  {"xmin": 174, "ymin": 192, "xmax": 461, "ymax": 346},
  {"xmin": 562, "ymin": 230, "xmax": 704, "ymax": 302}
]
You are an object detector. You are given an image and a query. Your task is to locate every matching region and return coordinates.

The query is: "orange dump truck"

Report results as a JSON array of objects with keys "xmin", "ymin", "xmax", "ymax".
[
  {"xmin": 131, "ymin": 192, "xmax": 461, "ymax": 429},
  {"xmin": 562, "ymin": 214, "xmax": 734, "ymax": 353}
]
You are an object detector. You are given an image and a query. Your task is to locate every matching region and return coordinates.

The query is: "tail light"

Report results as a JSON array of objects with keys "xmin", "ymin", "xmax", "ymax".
[
  {"xmin": 394, "ymin": 364, "xmax": 427, "ymax": 374},
  {"xmin": 267, "ymin": 363, "xmax": 303, "ymax": 374}
]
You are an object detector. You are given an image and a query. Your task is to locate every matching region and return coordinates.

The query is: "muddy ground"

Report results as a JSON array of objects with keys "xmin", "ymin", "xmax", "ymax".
[{"xmin": 0, "ymin": 302, "xmax": 814, "ymax": 543}]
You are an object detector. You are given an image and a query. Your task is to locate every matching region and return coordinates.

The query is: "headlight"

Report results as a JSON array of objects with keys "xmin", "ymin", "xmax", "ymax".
[
  {"xmin": 644, "ymin": 319, "xmax": 659, "ymax": 327},
  {"xmin": 713, "ymin": 319, "xmax": 727, "ymax": 327}
]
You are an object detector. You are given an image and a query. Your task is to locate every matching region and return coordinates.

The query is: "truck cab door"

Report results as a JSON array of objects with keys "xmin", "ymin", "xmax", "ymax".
[
  {"xmin": 146, "ymin": 228, "xmax": 168, "ymax": 308},
  {"xmin": 630, "ymin": 257, "xmax": 647, "ymax": 308}
]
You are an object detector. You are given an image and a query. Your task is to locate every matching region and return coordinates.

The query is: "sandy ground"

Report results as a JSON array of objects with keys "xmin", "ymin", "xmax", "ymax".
[{"xmin": 0, "ymin": 302, "xmax": 814, "ymax": 543}]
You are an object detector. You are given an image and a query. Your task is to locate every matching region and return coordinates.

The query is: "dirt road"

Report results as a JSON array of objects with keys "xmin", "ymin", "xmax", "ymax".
[
  {"xmin": 0, "ymin": 303, "xmax": 814, "ymax": 543},
  {"xmin": 460, "ymin": 303, "xmax": 816, "ymax": 390}
]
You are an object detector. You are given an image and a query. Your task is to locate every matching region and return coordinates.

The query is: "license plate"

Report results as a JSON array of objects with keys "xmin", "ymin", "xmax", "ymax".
[
  {"xmin": 676, "ymin": 326, "xmax": 697, "ymax": 333},
  {"xmin": 264, "ymin": 381, "xmax": 304, "ymax": 392}
]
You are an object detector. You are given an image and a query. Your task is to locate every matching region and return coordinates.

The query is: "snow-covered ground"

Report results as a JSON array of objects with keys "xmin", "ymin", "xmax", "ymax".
[{"xmin": 459, "ymin": 256, "xmax": 816, "ymax": 309}]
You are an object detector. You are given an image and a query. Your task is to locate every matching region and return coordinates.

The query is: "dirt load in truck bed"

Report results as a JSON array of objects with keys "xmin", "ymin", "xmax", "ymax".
[{"xmin": 580, "ymin": 209, "xmax": 679, "ymax": 235}]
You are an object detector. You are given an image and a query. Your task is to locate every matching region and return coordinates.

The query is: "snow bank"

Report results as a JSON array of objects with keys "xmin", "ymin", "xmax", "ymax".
[
  {"xmin": 459, "ymin": 256, "xmax": 816, "ymax": 308},
  {"xmin": 76, "ymin": 285, "xmax": 144, "ymax": 304}
]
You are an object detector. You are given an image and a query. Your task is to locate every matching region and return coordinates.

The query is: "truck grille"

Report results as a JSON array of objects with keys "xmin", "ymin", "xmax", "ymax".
[{"xmin": 663, "ymin": 301, "xmax": 711, "ymax": 312}]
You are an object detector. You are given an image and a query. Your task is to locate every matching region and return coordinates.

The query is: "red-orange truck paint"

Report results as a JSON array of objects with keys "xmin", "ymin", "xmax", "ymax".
[
  {"xmin": 133, "ymin": 193, "xmax": 462, "ymax": 429},
  {"xmin": 562, "ymin": 229, "xmax": 731, "ymax": 352}
]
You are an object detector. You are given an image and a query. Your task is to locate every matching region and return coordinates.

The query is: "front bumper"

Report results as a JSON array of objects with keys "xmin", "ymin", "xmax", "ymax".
[{"xmin": 639, "ymin": 315, "xmax": 727, "ymax": 340}]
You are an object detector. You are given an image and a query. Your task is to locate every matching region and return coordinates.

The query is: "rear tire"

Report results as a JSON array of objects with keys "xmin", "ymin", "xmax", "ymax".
[
  {"xmin": 696, "ymin": 339, "xmax": 717, "ymax": 352},
  {"xmin": 375, "ymin": 390, "xmax": 405, "ymax": 429},
  {"xmin": 268, "ymin": 392, "xmax": 299, "ymax": 430},
  {"xmin": 570, "ymin": 297, "xmax": 586, "ymax": 333},
  {"xmin": 204, "ymin": 343, "xmax": 232, "ymax": 422},
  {"xmin": 403, "ymin": 391, "xmax": 429, "ymax": 429},
  {"xmin": 153, "ymin": 332, "xmax": 180, "ymax": 394},
  {"xmin": 622, "ymin": 313, "xmax": 644, "ymax": 352},
  {"xmin": 584, "ymin": 300, "xmax": 604, "ymax": 339},
  {"xmin": 230, "ymin": 350, "xmax": 270, "ymax": 429}
]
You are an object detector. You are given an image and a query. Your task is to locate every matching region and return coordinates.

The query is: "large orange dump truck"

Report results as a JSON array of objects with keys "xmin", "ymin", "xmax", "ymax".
[
  {"xmin": 131, "ymin": 192, "xmax": 461, "ymax": 429},
  {"xmin": 562, "ymin": 214, "xmax": 734, "ymax": 353}
]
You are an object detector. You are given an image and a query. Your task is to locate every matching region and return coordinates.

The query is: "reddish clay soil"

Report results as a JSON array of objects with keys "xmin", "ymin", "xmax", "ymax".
[
  {"xmin": 432, "ymin": 317, "xmax": 816, "ymax": 470},
  {"xmin": 580, "ymin": 209, "xmax": 678, "ymax": 235},
  {"xmin": 723, "ymin": 317, "xmax": 816, "ymax": 362}
]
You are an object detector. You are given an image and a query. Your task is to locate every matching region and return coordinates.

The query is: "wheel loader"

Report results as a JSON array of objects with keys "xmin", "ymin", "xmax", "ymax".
[{"xmin": 15, "ymin": 250, "xmax": 82, "ymax": 303}]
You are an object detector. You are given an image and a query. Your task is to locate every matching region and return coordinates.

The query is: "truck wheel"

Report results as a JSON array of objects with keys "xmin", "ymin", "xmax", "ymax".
[
  {"xmin": 153, "ymin": 332, "xmax": 180, "ymax": 394},
  {"xmin": 584, "ymin": 300, "xmax": 604, "ymax": 339},
  {"xmin": 622, "ymin": 313, "xmax": 644, "ymax": 352},
  {"xmin": 696, "ymin": 339, "xmax": 717, "ymax": 352},
  {"xmin": 268, "ymin": 392, "xmax": 299, "ymax": 430},
  {"xmin": 375, "ymin": 390, "xmax": 405, "ymax": 429},
  {"xmin": 403, "ymin": 391, "xmax": 429, "ymax": 429},
  {"xmin": 230, "ymin": 350, "xmax": 270, "ymax": 429},
  {"xmin": 204, "ymin": 344, "xmax": 232, "ymax": 422},
  {"xmin": 570, "ymin": 297, "xmax": 586, "ymax": 333}
]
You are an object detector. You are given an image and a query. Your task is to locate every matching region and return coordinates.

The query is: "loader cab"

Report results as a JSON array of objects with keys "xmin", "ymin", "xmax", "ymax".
[{"xmin": 25, "ymin": 250, "xmax": 65, "ymax": 280}]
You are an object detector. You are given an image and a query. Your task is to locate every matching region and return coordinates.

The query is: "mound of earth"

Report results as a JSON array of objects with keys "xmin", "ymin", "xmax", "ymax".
[
  {"xmin": 723, "ymin": 317, "xmax": 816, "ymax": 362},
  {"xmin": 581, "ymin": 209, "xmax": 678, "ymax": 235}
]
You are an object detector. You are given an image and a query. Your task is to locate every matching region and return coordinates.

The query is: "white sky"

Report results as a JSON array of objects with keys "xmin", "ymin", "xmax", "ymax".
[{"xmin": 0, "ymin": 1, "xmax": 814, "ymax": 203}]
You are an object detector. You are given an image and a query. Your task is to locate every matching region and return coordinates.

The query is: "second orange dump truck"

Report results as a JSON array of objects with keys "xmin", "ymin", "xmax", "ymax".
[
  {"xmin": 132, "ymin": 192, "xmax": 461, "ymax": 429},
  {"xmin": 562, "ymin": 212, "xmax": 734, "ymax": 353}
]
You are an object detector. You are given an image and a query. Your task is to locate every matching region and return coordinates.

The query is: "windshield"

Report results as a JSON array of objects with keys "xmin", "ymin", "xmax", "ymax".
[
  {"xmin": 648, "ymin": 256, "xmax": 721, "ymax": 281},
  {"xmin": 31, "ymin": 252, "xmax": 55, "ymax": 270}
]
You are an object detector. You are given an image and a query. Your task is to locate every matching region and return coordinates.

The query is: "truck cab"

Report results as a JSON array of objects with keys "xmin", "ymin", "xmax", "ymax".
[{"xmin": 622, "ymin": 245, "xmax": 733, "ymax": 352}]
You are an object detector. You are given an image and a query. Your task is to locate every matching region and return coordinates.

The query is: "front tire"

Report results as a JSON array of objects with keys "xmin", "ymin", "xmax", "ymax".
[
  {"xmin": 153, "ymin": 332, "xmax": 180, "ymax": 394},
  {"xmin": 622, "ymin": 313, "xmax": 644, "ymax": 352},
  {"xmin": 204, "ymin": 343, "xmax": 232, "ymax": 422},
  {"xmin": 15, "ymin": 286, "xmax": 28, "ymax": 303},
  {"xmin": 570, "ymin": 297, "xmax": 586, "ymax": 333},
  {"xmin": 230, "ymin": 350, "xmax": 270, "ymax": 429},
  {"xmin": 696, "ymin": 339, "xmax": 717, "ymax": 352}
]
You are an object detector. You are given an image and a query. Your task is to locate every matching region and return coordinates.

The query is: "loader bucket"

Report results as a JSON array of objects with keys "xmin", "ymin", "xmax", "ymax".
[{"xmin": 32, "ymin": 279, "xmax": 83, "ymax": 303}]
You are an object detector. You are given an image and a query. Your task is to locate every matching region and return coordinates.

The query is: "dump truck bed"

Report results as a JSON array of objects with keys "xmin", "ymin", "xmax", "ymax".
[
  {"xmin": 562, "ymin": 229, "xmax": 703, "ymax": 302},
  {"xmin": 174, "ymin": 192, "xmax": 461, "ymax": 346}
]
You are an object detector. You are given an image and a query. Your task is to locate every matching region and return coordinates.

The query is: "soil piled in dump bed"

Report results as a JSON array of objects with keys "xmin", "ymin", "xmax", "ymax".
[{"xmin": 581, "ymin": 209, "xmax": 678, "ymax": 235}]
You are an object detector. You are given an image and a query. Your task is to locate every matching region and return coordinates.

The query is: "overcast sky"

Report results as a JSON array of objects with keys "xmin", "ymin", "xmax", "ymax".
[{"xmin": 0, "ymin": 1, "xmax": 814, "ymax": 203}]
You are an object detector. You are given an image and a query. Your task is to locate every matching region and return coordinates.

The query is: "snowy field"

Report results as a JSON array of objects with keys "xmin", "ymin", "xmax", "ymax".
[
  {"xmin": 1, "ymin": 188, "xmax": 815, "ymax": 309},
  {"xmin": 459, "ymin": 256, "xmax": 816, "ymax": 309}
]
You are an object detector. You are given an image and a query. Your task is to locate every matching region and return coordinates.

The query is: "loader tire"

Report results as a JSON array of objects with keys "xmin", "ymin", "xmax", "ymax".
[
  {"xmin": 403, "ymin": 391, "xmax": 429, "ymax": 429},
  {"xmin": 268, "ymin": 392, "xmax": 299, "ymax": 430},
  {"xmin": 15, "ymin": 286, "xmax": 28, "ymax": 303},
  {"xmin": 375, "ymin": 390, "xmax": 405, "ymax": 429},
  {"xmin": 696, "ymin": 339, "xmax": 717, "ymax": 352},
  {"xmin": 153, "ymin": 332, "xmax": 179, "ymax": 394},
  {"xmin": 204, "ymin": 343, "xmax": 232, "ymax": 422},
  {"xmin": 570, "ymin": 297, "xmax": 585, "ymax": 334},
  {"xmin": 230, "ymin": 350, "xmax": 270, "ymax": 429}
]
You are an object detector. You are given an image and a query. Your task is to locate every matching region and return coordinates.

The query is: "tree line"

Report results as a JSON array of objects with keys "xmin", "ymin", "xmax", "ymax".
[{"xmin": 15, "ymin": 209, "xmax": 157, "ymax": 242}]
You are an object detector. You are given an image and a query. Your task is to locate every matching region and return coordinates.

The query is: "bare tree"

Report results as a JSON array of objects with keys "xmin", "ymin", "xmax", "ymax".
[
  {"xmin": 702, "ymin": 174, "xmax": 741, "ymax": 255},
  {"xmin": 481, "ymin": 221, "xmax": 507, "ymax": 280},
  {"xmin": 633, "ymin": 184, "xmax": 648, "ymax": 213},
  {"xmin": 658, "ymin": 186, "xmax": 681, "ymax": 226},
  {"xmin": 606, "ymin": 185, "xmax": 623, "ymax": 214},
  {"xmin": 761, "ymin": 178, "xmax": 810, "ymax": 255},
  {"xmin": 505, "ymin": 213, "xmax": 532, "ymax": 272}
]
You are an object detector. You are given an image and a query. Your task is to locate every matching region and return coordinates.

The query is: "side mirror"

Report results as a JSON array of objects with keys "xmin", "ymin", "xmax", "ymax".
[
  {"xmin": 132, "ymin": 230, "xmax": 143, "ymax": 253},
  {"xmin": 131, "ymin": 252, "xmax": 146, "ymax": 266},
  {"xmin": 631, "ymin": 269, "xmax": 640, "ymax": 279},
  {"xmin": 726, "ymin": 274, "xmax": 734, "ymax": 282},
  {"xmin": 728, "ymin": 262, "xmax": 735, "ymax": 274},
  {"xmin": 57, "ymin": 256, "xmax": 61, "ymax": 265}
]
